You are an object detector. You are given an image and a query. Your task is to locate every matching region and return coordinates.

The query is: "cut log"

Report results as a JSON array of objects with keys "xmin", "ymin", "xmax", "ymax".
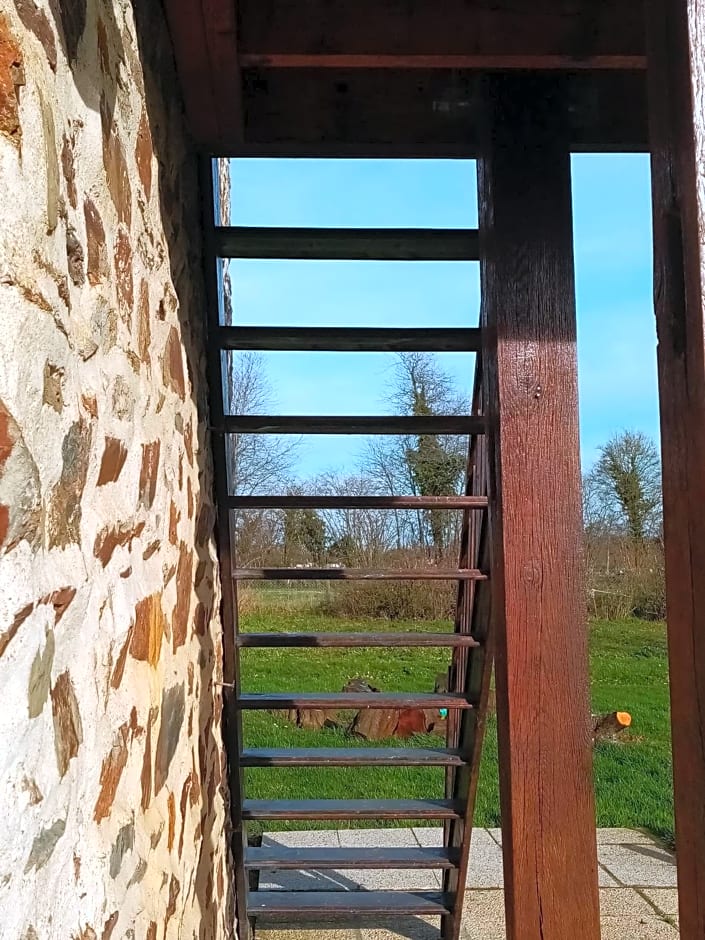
[
  {"xmin": 592, "ymin": 711, "xmax": 632, "ymax": 742},
  {"xmin": 287, "ymin": 708, "xmax": 328, "ymax": 730},
  {"xmin": 352, "ymin": 708, "xmax": 400, "ymax": 740}
]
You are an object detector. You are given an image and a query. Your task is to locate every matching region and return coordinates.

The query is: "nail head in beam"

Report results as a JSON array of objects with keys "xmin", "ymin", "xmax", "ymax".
[
  {"xmin": 220, "ymin": 415, "xmax": 484, "ymax": 435},
  {"xmin": 232, "ymin": 567, "xmax": 487, "ymax": 581},
  {"xmin": 227, "ymin": 495, "xmax": 488, "ymax": 510},
  {"xmin": 217, "ymin": 326, "xmax": 482, "ymax": 353},
  {"xmin": 214, "ymin": 226, "xmax": 479, "ymax": 260}
]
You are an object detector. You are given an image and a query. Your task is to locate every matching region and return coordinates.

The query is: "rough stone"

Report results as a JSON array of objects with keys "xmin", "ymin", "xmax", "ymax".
[
  {"xmin": 137, "ymin": 278, "xmax": 150, "ymax": 362},
  {"xmin": 66, "ymin": 224, "xmax": 85, "ymax": 286},
  {"xmin": 15, "ymin": 0, "xmax": 57, "ymax": 71},
  {"xmin": 97, "ymin": 437, "xmax": 128, "ymax": 485},
  {"xmin": 163, "ymin": 326, "xmax": 186, "ymax": 399},
  {"xmin": 93, "ymin": 520, "xmax": 145, "ymax": 566},
  {"xmin": 50, "ymin": 670, "xmax": 83, "ymax": 777},
  {"xmin": 101, "ymin": 96, "xmax": 131, "ymax": 226},
  {"xmin": 135, "ymin": 108, "xmax": 152, "ymax": 200},
  {"xmin": 0, "ymin": 13, "xmax": 23, "ymax": 147},
  {"xmin": 43, "ymin": 361, "xmax": 64, "ymax": 412},
  {"xmin": 46, "ymin": 419, "xmax": 92, "ymax": 549},
  {"xmin": 0, "ymin": 399, "xmax": 41, "ymax": 552},
  {"xmin": 24, "ymin": 819, "xmax": 66, "ymax": 872},
  {"xmin": 48, "ymin": 0, "xmax": 86, "ymax": 63},
  {"xmin": 84, "ymin": 197, "xmax": 108, "ymax": 285},
  {"xmin": 28, "ymin": 629, "xmax": 55, "ymax": 718},
  {"xmin": 60, "ymin": 131, "xmax": 76, "ymax": 204},
  {"xmin": 109, "ymin": 822, "xmax": 134, "ymax": 878},
  {"xmin": 139, "ymin": 441, "xmax": 159, "ymax": 508},
  {"xmin": 129, "ymin": 593, "xmax": 165, "ymax": 667},
  {"xmin": 38, "ymin": 88, "xmax": 59, "ymax": 232},
  {"xmin": 172, "ymin": 543, "xmax": 193, "ymax": 650},
  {"xmin": 94, "ymin": 723, "xmax": 129, "ymax": 823},
  {"xmin": 114, "ymin": 228, "xmax": 133, "ymax": 320},
  {"xmin": 154, "ymin": 684, "xmax": 185, "ymax": 795}
]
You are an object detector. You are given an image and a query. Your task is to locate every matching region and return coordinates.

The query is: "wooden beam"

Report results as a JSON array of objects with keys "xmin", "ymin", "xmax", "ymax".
[
  {"xmin": 163, "ymin": 0, "xmax": 242, "ymax": 148},
  {"xmin": 214, "ymin": 226, "xmax": 479, "ymax": 260},
  {"xmin": 242, "ymin": 69, "xmax": 649, "ymax": 155},
  {"xmin": 239, "ymin": 0, "xmax": 645, "ymax": 65},
  {"xmin": 240, "ymin": 53, "xmax": 645, "ymax": 70},
  {"xmin": 221, "ymin": 415, "xmax": 483, "ymax": 435},
  {"xmin": 217, "ymin": 326, "xmax": 482, "ymax": 353},
  {"xmin": 647, "ymin": 2, "xmax": 705, "ymax": 935},
  {"xmin": 478, "ymin": 75, "xmax": 600, "ymax": 940}
]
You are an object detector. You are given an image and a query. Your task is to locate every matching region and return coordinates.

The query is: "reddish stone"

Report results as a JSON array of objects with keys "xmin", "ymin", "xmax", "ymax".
[
  {"xmin": 172, "ymin": 543, "xmax": 193, "ymax": 651},
  {"xmin": 15, "ymin": 0, "xmax": 57, "ymax": 71},
  {"xmin": 395, "ymin": 708, "xmax": 429, "ymax": 738},
  {"xmin": 168, "ymin": 501, "xmax": 179, "ymax": 545},
  {"xmin": 100, "ymin": 96, "xmax": 131, "ymax": 226},
  {"xmin": 135, "ymin": 108, "xmax": 152, "ymax": 200},
  {"xmin": 0, "ymin": 14, "xmax": 23, "ymax": 147},
  {"xmin": 142, "ymin": 540, "xmax": 160, "ymax": 561},
  {"xmin": 110, "ymin": 625, "xmax": 133, "ymax": 690},
  {"xmin": 187, "ymin": 479, "xmax": 194, "ymax": 520},
  {"xmin": 81, "ymin": 392, "xmax": 98, "ymax": 418},
  {"xmin": 194, "ymin": 601, "xmax": 207, "ymax": 637},
  {"xmin": 119, "ymin": 566, "xmax": 132, "ymax": 579},
  {"xmin": 93, "ymin": 520, "xmax": 145, "ymax": 566},
  {"xmin": 145, "ymin": 924, "xmax": 157, "ymax": 940},
  {"xmin": 84, "ymin": 198, "xmax": 108, "ymax": 286},
  {"xmin": 101, "ymin": 912, "xmax": 119, "ymax": 940},
  {"xmin": 43, "ymin": 361, "xmax": 64, "ymax": 412},
  {"xmin": 139, "ymin": 440, "xmax": 160, "ymax": 508},
  {"xmin": 66, "ymin": 225, "xmax": 85, "ymax": 285},
  {"xmin": 0, "ymin": 504, "xmax": 8, "ymax": 548},
  {"xmin": 47, "ymin": 586, "xmax": 76, "ymax": 623},
  {"xmin": 97, "ymin": 437, "xmax": 128, "ymax": 485},
  {"xmin": 94, "ymin": 722, "xmax": 129, "ymax": 822},
  {"xmin": 183, "ymin": 420, "xmax": 194, "ymax": 464},
  {"xmin": 96, "ymin": 18, "xmax": 110, "ymax": 75},
  {"xmin": 47, "ymin": 419, "xmax": 91, "ymax": 549},
  {"xmin": 60, "ymin": 133, "xmax": 76, "ymax": 206},
  {"xmin": 137, "ymin": 279, "xmax": 150, "ymax": 362},
  {"xmin": 167, "ymin": 792, "xmax": 175, "ymax": 851},
  {"xmin": 114, "ymin": 228, "xmax": 133, "ymax": 322},
  {"xmin": 162, "ymin": 326, "xmax": 186, "ymax": 399},
  {"xmin": 50, "ymin": 671, "xmax": 83, "ymax": 777},
  {"xmin": 0, "ymin": 600, "xmax": 32, "ymax": 658},
  {"xmin": 165, "ymin": 876, "xmax": 180, "ymax": 930},
  {"xmin": 129, "ymin": 594, "xmax": 165, "ymax": 668}
]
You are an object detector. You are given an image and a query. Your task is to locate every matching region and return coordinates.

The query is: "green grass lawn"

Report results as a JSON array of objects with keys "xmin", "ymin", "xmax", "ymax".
[{"xmin": 239, "ymin": 614, "xmax": 673, "ymax": 843}]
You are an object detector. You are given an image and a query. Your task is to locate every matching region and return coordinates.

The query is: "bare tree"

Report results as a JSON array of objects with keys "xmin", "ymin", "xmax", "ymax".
[
  {"xmin": 315, "ymin": 471, "xmax": 397, "ymax": 565},
  {"xmin": 586, "ymin": 430, "xmax": 662, "ymax": 542}
]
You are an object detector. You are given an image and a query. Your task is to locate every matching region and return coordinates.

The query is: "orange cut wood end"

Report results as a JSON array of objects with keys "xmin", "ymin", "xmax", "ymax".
[{"xmin": 616, "ymin": 711, "xmax": 632, "ymax": 728}]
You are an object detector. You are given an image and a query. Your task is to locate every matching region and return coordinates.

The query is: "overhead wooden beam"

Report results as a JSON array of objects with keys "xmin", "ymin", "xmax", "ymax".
[
  {"xmin": 162, "ymin": 0, "xmax": 242, "ymax": 148},
  {"xmin": 242, "ymin": 69, "xmax": 649, "ymax": 155},
  {"xmin": 239, "ymin": 0, "xmax": 645, "ymax": 67},
  {"xmin": 478, "ymin": 75, "xmax": 600, "ymax": 940},
  {"xmin": 647, "ymin": 2, "xmax": 705, "ymax": 936}
]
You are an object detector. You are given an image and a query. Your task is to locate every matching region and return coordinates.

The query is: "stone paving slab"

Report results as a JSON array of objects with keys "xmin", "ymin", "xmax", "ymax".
[{"xmin": 255, "ymin": 829, "xmax": 680, "ymax": 939}]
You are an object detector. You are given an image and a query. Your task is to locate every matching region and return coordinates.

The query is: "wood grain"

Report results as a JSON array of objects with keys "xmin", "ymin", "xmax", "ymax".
[
  {"xmin": 217, "ymin": 326, "xmax": 482, "ymax": 353},
  {"xmin": 241, "ymin": 798, "xmax": 464, "ymax": 820},
  {"xmin": 477, "ymin": 75, "xmax": 600, "ymax": 940},
  {"xmin": 647, "ymin": 2, "xmax": 705, "ymax": 935}
]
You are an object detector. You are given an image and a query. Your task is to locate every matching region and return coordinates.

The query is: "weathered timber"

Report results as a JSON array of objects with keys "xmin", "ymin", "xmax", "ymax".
[
  {"xmin": 248, "ymin": 890, "xmax": 453, "ymax": 916},
  {"xmin": 245, "ymin": 846, "xmax": 459, "ymax": 869},
  {"xmin": 477, "ymin": 75, "xmax": 600, "ymax": 940},
  {"xmin": 217, "ymin": 326, "xmax": 482, "ymax": 352},
  {"xmin": 241, "ymin": 798, "xmax": 464, "ymax": 820},
  {"xmin": 647, "ymin": 2, "xmax": 705, "ymax": 935},
  {"xmin": 221, "ymin": 415, "xmax": 483, "ymax": 435},
  {"xmin": 214, "ymin": 226, "xmax": 479, "ymax": 260},
  {"xmin": 227, "ymin": 495, "xmax": 487, "ymax": 510},
  {"xmin": 240, "ymin": 747, "xmax": 468, "ymax": 766},
  {"xmin": 232, "ymin": 567, "xmax": 487, "ymax": 581},
  {"xmin": 236, "ymin": 632, "xmax": 480, "ymax": 648},
  {"xmin": 237, "ymin": 692, "xmax": 473, "ymax": 709}
]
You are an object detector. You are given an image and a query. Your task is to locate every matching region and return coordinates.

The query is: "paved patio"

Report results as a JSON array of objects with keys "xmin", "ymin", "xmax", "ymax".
[{"xmin": 255, "ymin": 828, "xmax": 679, "ymax": 939}]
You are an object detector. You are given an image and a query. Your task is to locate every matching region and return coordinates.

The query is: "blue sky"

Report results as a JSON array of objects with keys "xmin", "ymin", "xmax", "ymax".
[{"xmin": 227, "ymin": 156, "xmax": 657, "ymax": 480}]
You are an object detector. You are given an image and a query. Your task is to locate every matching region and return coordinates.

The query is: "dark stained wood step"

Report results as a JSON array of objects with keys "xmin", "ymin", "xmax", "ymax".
[
  {"xmin": 248, "ymin": 890, "xmax": 454, "ymax": 916},
  {"xmin": 217, "ymin": 326, "xmax": 481, "ymax": 352},
  {"xmin": 237, "ymin": 632, "xmax": 480, "ymax": 648},
  {"xmin": 241, "ymin": 798, "xmax": 464, "ymax": 820},
  {"xmin": 240, "ymin": 747, "xmax": 469, "ymax": 767},
  {"xmin": 245, "ymin": 846, "xmax": 460, "ymax": 870},
  {"xmin": 237, "ymin": 692, "xmax": 473, "ymax": 709},
  {"xmin": 227, "ymin": 494, "xmax": 488, "ymax": 510},
  {"xmin": 221, "ymin": 415, "xmax": 484, "ymax": 435},
  {"xmin": 214, "ymin": 226, "xmax": 479, "ymax": 261},
  {"xmin": 232, "ymin": 567, "xmax": 487, "ymax": 581}
]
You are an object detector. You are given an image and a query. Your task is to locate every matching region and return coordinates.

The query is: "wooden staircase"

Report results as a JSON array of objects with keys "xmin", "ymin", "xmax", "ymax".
[{"xmin": 203, "ymin": 165, "xmax": 493, "ymax": 940}]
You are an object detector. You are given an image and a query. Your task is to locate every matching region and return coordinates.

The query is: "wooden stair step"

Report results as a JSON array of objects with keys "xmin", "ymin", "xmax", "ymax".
[
  {"xmin": 241, "ymin": 798, "xmax": 464, "ymax": 820},
  {"xmin": 232, "ymin": 567, "xmax": 487, "ymax": 581},
  {"xmin": 237, "ymin": 632, "xmax": 480, "ymax": 648},
  {"xmin": 245, "ymin": 846, "xmax": 459, "ymax": 870},
  {"xmin": 221, "ymin": 415, "xmax": 484, "ymax": 435},
  {"xmin": 240, "ymin": 747, "xmax": 468, "ymax": 767},
  {"xmin": 227, "ymin": 494, "xmax": 488, "ymax": 510},
  {"xmin": 237, "ymin": 692, "xmax": 472, "ymax": 709},
  {"xmin": 248, "ymin": 890, "xmax": 454, "ymax": 916},
  {"xmin": 218, "ymin": 325, "xmax": 481, "ymax": 353},
  {"xmin": 214, "ymin": 225, "xmax": 479, "ymax": 261}
]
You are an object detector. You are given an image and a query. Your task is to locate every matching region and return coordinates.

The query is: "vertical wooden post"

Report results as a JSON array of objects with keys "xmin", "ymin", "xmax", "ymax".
[
  {"xmin": 647, "ymin": 3, "xmax": 705, "ymax": 936},
  {"xmin": 477, "ymin": 75, "xmax": 601, "ymax": 940}
]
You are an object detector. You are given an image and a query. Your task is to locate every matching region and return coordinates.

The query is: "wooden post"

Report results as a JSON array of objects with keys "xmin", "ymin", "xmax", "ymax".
[
  {"xmin": 647, "ymin": 3, "xmax": 705, "ymax": 936},
  {"xmin": 477, "ymin": 75, "xmax": 601, "ymax": 940}
]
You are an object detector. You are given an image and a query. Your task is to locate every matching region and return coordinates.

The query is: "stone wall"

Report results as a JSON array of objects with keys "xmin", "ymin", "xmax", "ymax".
[{"xmin": 0, "ymin": 2, "xmax": 232, "ymax": 937}]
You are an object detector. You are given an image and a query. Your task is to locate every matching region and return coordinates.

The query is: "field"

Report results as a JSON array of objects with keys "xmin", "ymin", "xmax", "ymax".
[{"xmin": 240, "ymin": 614, "xmax": 674, "ymax": 844}]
